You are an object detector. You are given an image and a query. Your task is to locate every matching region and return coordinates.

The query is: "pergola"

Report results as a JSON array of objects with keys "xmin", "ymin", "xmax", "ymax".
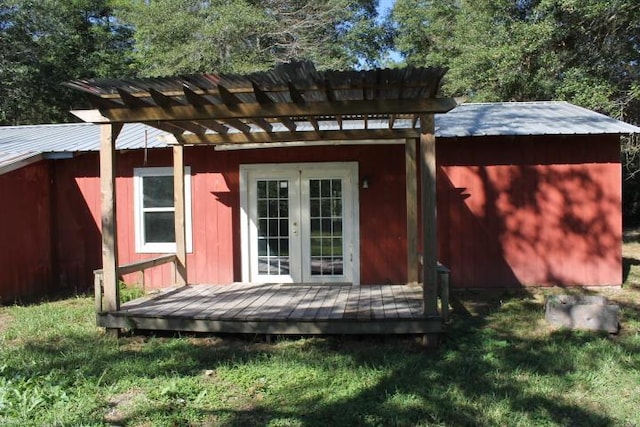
[{"xmin": 66, "ymin": 62, "xmax": 458, "ymax": 330}]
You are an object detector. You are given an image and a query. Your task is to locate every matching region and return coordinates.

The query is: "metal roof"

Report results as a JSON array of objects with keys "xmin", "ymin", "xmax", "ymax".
[
  {"xmin": 437, "ymin": 101, "xmax": 640, "ymax": 137},
  {"xmin": 0, "ymin": 122, "xmax": 169, "ymax": 173},
  {"xmin": 1, "ymin": 101, "xmax": 638, "ymax": 173}
]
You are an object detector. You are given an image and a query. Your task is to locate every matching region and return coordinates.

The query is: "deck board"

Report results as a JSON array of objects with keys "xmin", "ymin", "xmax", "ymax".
[{"xmin": 104, "ymin": 283, "xmax": 444, "ymax": 335}]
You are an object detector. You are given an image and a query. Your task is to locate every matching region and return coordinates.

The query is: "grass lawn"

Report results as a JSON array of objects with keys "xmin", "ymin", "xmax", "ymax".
[{"xmin": 1, "ymin": 273, "xmax": 639, "ymax": 424}]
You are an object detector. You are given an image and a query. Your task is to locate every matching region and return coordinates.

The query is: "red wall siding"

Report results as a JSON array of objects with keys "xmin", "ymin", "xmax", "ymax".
[
  {"xmin": 0, "ymin": 161, "xmax": 53, "ymax": 302},
  {"xmin": 53, "ymin": 155, "xmax": 102, "ymax": 291},
  {"xmin": 107, "ymin": 144, "xmax": 408, "ymax": 287},
  {"xmin": 437, "ymin": 135, "xmax": 622, "ymax": 288},
  {"xmin": 51, "ymin": 134, "xmax": 621, "ymax": 291}
]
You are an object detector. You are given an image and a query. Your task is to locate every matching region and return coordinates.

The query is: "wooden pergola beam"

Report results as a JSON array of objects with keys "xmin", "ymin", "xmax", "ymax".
[
  {"xmin": 405, "ymin": 138, "xmax": 419, "ymax": 286},
  {"xmin": 173, "ymin": 144, "xmax": 188, "ymax": 286},
  {"xmin": 420, "ymin": 114, "xmax": 438, "ymax": 316},
  {"xmin": 71, "ymin": 98, "xmax": 459, "ymax": 124},
  {"xmin": 100, "ymin": 123, "xmax": 123, "ymax": 315},
  {"xmin": 177, "ymin": 128, "xmax": 422, "ymax": 145}
]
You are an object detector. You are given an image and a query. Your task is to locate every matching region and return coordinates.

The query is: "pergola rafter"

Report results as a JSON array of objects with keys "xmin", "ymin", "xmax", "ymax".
[{"xmin": 66, "ymin": 62, "xmax": 458, "ymax": 334}]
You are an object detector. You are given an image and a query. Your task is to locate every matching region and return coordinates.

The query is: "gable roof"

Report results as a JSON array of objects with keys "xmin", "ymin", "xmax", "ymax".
[{"xmin": 1, "ymin": 101, "xmax": 638, "ymax": 174}]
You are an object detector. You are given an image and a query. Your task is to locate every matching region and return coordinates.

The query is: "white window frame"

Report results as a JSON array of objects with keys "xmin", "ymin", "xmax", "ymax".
[{"xmin": 133, "ymin": 166, "xmax": 193, "ymax": 254}]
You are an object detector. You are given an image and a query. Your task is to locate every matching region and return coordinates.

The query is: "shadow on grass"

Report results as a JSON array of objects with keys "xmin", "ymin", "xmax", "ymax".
[
  {"xmin": 4, "ymin": 290, "xmax": 636, "ymax": 426},
  {"xmin": 623, "ymin": 257, "xmax": 640, "ymax": 283}
]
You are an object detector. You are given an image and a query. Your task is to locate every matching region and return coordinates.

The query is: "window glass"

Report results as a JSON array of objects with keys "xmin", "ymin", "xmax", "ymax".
[{"xmin": 143, "ymin": 175, "xmax": 173, "ymax": 208}]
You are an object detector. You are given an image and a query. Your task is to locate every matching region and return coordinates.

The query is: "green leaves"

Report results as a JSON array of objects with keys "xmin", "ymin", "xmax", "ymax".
[
  {"xmin": 390, "ymin": 0, "xmax": 640, "ymax": 120},
  {"xmin": 115, "ymin": 0, "xmax": 386, "ymax": 77},
  {"xmin": 0, "ymin": 0, "xmax": 135, "ymax": 125}
]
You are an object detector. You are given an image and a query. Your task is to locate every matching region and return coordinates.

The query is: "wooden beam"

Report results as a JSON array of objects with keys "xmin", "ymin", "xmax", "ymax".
[
  {"xmin": 196, "ymin": 119, "xmax": 230, "ymax": 134},
  {"xmin": 252, "ymin": 82, "xmax": 297, "ymax": 131},
  {"xmin": 100, "ymin": 123, "xmax": 123, "ymax": 313},
  {"xmin": 308, "ymin": 117, "xmax": 320, "ymax": 132},
  {"xmin": 71, "ymin": 98, "xmax": 459, "ymax": 124},
  {"xmin": 178, "ymin": 127, "xmax": 421, "ymax": 145},
  {"xmin": 288, "ymin": 82, "xmax": 306, "ymax": 105},
  {"xmin": 420, "ymin": 114, "xmax": 438, "ymax": 316},
  {"xmin": 217, "ymin": 84, "xmax": 241, "ymax": 106},
  {"xmin": 389, "ymin": 114, "xmax": 397, "ymax": 129},
  {"xmin": 405, "ymin": 138, "xmax": 419, "ymax": 286},
  {"xmin": 149, "ymin": 88, "xmax": 183, "ymax": 107},
  {"xmin": 183, "ymin": 85, "xmax": 211, "ymax": 106},
  {"xmin": 219, "ymin": 119, "xmax": 252, "ymax": 134},
  {"xmin": 117, "ymin": 88, "xmax": 150, "ymax": 108},
  {"xmin": 170, "ymin": 120, "xmax": 207, "ymax": 135},
  {"xmin": 173, "ymin": 145, "xmax": 188, "ymax": 286}
]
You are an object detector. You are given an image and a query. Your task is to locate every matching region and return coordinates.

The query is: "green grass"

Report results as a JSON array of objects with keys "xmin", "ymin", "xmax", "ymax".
[{"xmin": 1, "ymin": 286, "xmax": 639, "ymax": 426}]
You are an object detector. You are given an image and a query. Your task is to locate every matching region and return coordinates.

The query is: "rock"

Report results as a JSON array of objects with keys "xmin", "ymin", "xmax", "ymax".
[{"xmin": 545, "ymin": 294, "xmax": 619, "ymax": 333}]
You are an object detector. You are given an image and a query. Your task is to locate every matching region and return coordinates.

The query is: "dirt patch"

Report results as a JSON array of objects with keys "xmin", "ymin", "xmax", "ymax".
[{"xmin": 104, "ymin": 389, "xmax": 146, "ymax": 425}]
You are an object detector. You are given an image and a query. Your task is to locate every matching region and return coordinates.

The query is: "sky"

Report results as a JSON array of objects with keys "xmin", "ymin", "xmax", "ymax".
[
  {"xmin": 377, "ymin": 0, "xmax": 402, "ymax": 64},
  {"xmin": 378, "ymin": 0, "xmax": 396, "ymax": 16}
]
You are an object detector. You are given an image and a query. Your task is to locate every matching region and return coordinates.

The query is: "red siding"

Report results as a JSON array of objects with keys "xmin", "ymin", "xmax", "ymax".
[
  {"xmin": 437, "ymin": 135, "xmax": 622, "ymax": 288},
  {"xmin": 0, "ymin": 161, "xmax": 53, "ymax": 302},
  {"xmin": 12, "ymin": 133, "xmax": 619, "ymax": 296},
  {"xmin": 53, "ymin": 155, "xmax": 102, "ymax": 290},
  {"xmin": 107, "ymin": 144, "xmax": 409, "ymax": 287}
]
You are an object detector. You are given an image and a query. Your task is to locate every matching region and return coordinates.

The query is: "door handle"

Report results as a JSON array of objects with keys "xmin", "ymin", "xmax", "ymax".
[{"xmin": 292, "ymin": 221, "xmax": 298, "ymax": 236}]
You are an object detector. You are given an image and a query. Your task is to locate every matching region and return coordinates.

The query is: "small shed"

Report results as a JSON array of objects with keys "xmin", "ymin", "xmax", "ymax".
[{"xmin": 1, "ymin": 63, "xmax": 638, "ymax": 337}]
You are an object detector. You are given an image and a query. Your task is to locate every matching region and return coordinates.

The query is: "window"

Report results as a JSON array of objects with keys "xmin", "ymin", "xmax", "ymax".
[{"xmin": 134, "ymin": 167, "xmax": 192, "ymax": 253}]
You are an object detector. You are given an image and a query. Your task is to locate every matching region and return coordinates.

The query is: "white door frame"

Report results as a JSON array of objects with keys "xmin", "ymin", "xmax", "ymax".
[{"xmin": 240, "ymin": 162, "xmax": 360, "ymax": 285}]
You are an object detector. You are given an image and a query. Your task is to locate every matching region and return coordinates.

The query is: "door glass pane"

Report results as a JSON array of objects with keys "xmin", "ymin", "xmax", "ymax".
[
  {"xmin": 256, "ymin": 179, "xmax": 290, "ymax": 276},
  {"xmin": 309, "ymin": 178, "xmax": 344, "ymax": 276}
]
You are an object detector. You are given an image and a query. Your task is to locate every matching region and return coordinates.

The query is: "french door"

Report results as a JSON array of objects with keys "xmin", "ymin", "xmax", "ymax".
[{"xmin": 240, "ymin": 163, "xmax": 359, "ymax": 284}]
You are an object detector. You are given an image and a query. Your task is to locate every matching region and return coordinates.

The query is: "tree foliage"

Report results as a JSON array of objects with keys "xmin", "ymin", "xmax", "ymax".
[
  {"xmin": 0, "ymin": 0, "xmax": 135, "ymax": 125},
  {"xmin": 391, "ymin": 0, "xmax": 640, "ymax": 220},
  {"xmin": 392, "ymin": 0, "xmax": 640, "ymax": 119},
  {"xmin": 114, "ymin": 0, "xmax": 386, "ymax": 76}
]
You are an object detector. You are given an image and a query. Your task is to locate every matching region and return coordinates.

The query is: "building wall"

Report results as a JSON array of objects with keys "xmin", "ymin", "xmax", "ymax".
[
  {"xmin": 437, "ymin": 135, "xmax": 622, "ymax": 287},
  {"xmin": 109, "ymin": 144, "xmax": 409, "ymax": 287},
  {"xmin": 47, "ymin": 134, "xmax": 622, "ymax": 292},
  {"xmin": 0, "ymin": 161, "xmax": 53, "ymax": 302}
]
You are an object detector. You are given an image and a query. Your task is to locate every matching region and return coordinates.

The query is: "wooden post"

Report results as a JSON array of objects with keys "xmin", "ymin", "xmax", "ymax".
[
  {"xmin": 173, "ymin": 144, "xmax": 188, "ymax": 286},
  {"xmin": 420, "ymin": 115, "xmax": 438, "ymax": 316},
  {"xmin": 405, "ymin": 138, "xmax": 419, "ymax": 285},
  {"xmin": 100, "ymin": 123, "xmax": 122, "ymax": 313}
]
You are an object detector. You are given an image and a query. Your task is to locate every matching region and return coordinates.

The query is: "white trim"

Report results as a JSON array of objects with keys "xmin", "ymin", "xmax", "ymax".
[
  {"xmin": 0, "ymin": 153, "xmax": 44, "ymax": 175},
  {"xmin": 240, "ymin": 162, "xmax": 360, "ymax": 285},
  {"xmin": 133, "ymin": 166, "xmax": 193, "ymax": 254},
  {"xmin": 216, "ymin": 139, "xmax": 404, "ymax": 151}
]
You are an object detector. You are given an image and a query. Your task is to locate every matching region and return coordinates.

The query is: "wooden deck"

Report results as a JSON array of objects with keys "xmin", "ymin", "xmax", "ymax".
[{"xmin": 97, "ymin": 283, "xmax": 444, "ymax": 335}]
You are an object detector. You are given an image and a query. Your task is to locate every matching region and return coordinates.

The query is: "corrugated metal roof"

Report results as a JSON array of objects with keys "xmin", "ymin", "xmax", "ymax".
[
  {"xmin": 436, "ymin": 101, "xmax": 640, "ymax": 137},
  {"xmin": 0, "ymin": 122, "xmax": 168, "ymax": 153},
  {"xmin": 0, "ymin": 122, "xmax": 169, "ymax": 173},
  {"xmin": 1, "ymin": 101, "xmax": 638, "ymax": 173}
]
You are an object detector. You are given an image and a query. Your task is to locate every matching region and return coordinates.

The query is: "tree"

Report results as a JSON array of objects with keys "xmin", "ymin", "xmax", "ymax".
[
  {"xmin": 0, "ymin": 0, "xmax": 135, "ymax": 125},
  {"xmin": 114, "ymin": 0, "xmax": 387, "ymax": 76},
  {"xmin": 391, "ymin": 0, "xmax": 640, "ymax": 117},
  {"xmin": 391, "ymin": 0, "xmax": 640, "ymax": 220}
]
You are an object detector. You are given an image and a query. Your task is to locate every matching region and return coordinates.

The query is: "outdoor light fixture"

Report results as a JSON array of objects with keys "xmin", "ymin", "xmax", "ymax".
[{"xmin": 361, "ymin": 177, "xmax": 370, "ymax": 189}]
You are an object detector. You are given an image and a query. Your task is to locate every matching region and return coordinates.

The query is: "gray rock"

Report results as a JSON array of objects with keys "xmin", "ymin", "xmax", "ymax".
[{"xmin": 545, "ymin": 295, "xmax": 619, "ymax": 333}]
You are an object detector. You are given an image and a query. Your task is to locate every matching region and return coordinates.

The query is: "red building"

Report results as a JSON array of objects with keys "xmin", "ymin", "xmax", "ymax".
[{"xmin": 0, "ymin": 102, "xmax": 637, "ymax": 303}]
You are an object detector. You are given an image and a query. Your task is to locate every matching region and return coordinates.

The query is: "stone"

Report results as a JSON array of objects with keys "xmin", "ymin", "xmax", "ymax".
[{"xmin": 545, "ymin": 294, "xmax": 619, "ymax": 333}]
